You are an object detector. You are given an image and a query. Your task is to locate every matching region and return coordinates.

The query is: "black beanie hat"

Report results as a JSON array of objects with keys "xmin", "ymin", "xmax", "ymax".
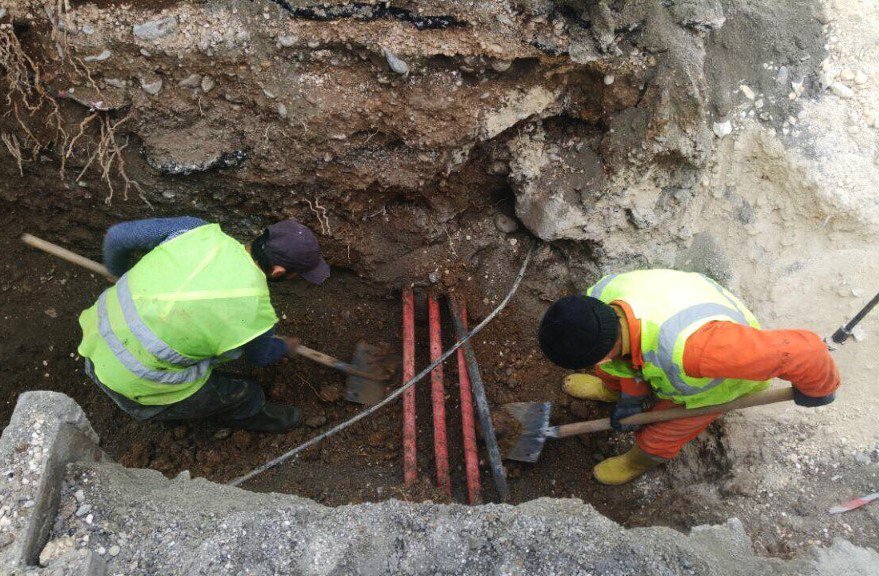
[{"xmin": 538, "ymin": 295, "xmax": 620, "ymax": 369}]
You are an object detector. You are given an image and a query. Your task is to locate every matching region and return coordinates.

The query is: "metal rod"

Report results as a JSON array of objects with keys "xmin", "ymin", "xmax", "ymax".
[
  {"xmin": 402, "ymin": 288, "xmax": 417, "ymax": 487},
  {"xmin": 448, "ymin": 297, "xmax": 510, "ymax": 503},
  {"xmin": 831, "ymin": 289, "xmax": 879, "ymax": 344},
  {"xmin": 428, "ymin": 293, "xmax": 451, "ymax": 496},
  {"xmin": 455, "ymin": 299, "xmax": 483, "ymax": 504}
]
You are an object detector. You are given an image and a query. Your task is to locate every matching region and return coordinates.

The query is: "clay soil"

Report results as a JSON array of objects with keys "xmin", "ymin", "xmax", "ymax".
[{"xmin": 0, "ymin": 200, "xmax": 650, "ymax": 523}]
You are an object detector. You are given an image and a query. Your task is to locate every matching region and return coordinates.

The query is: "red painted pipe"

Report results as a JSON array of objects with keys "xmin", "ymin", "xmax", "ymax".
[
  {"xmin": 428, "ymin": 293, "xmax": 451, "ymax": 496},
  {"xmin": 455, "ymin": 299, "xmax": 483, "ymax": 504},
  {"xmin": 402, "ymin": 287, "xmax": 417, "ymax": 488}
]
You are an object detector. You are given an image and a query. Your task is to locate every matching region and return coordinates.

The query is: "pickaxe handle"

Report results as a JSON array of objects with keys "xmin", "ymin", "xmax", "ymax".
[
  {"xmin": 549, "ymin": 387, "xmax": 795, "ymax": 438},
  {"xmin": 21, "ymin": 233, "xmax": 117, "ymax": 282}
]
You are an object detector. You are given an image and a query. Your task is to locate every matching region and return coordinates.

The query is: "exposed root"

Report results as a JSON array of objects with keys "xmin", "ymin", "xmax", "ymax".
[
  {"xmin": 1, "ymin": 132, "xmax": 24, "ymax": 176},
  {"xmin": 65, "ymin": 112, "xmax": 147, "ymax": 205},
  {"xmin": 304, "ymin": 196, "xmax": 332, "ymax": 235}
]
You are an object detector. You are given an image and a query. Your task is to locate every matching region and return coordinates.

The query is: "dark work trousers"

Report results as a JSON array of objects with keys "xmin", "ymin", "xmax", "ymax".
[{"xmin": 85, "ymin": 360, "xmax": 266, "ymax": 425}]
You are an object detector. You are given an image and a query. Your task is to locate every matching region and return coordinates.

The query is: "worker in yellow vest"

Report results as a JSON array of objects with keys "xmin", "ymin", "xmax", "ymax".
[
  {"xmin": 78, "ymin": 216, "xmax": 330, "ymax": 432},
  {"xmin": 538, "ymin": 269, "xmax": 839, "ymax": 484}
]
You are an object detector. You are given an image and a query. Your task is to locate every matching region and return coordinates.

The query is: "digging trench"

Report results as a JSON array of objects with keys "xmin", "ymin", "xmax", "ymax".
[{"xmin": 4, "ymin": 0, "xmax": 875, "ymax": 567}]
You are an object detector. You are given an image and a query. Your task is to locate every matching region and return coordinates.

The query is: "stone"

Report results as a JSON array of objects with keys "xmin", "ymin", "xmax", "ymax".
[
  {"xmin": 0, "ymin": 532, "xmax": 14, "ymax": 549},
  {"xmin": 140, "ymin": 79, "xmax": 163, "ymax": 96},
  {"xmin": 278, "ymin": 35, "xmax": 298, "ymax": 47},
  {"xmin": 104, "ymin": 78, "xmax": 128, "ymax": 89},
  {"xmin": 213, "ymin": 428, "xmax": 232, "ymax": 440},
  {"xmin": 75, "ymin": 504, "xmax": 91, "ymax": 517},
  {"xmin": 383, "ymin": 48, "xmax": 409, "ymax": 75},
  {"xmin": 494, "ymin": 214, "xmax": 519, "ymax": 234},
  {"xmin": 178, "ymin": 74, "xmax": 202, "ymax": 88},
  {"xmin": 201, "ymin": 76, "xmax": 215, "ymax": 93},
  {"xmin": 854, "ymin": 70, "xmax": 868, "ymax": 85},
  {"xmin": 669, "ymin": 0, "xmax": 726, "ymax": 32},
  {"xmin": 830, "ymin": 82, "xmax": 854, "ymax": 99},
  {"xmin": 39, "ymin": 536, "xmax": 75, "ymax": 566},
  {"xmin": 491, "ymin": 59, "xmax": 512, "ymax": 72},
  {"xmin": 83, "ymin": 49, "xmax": 111, "ymax": 62},
  {"xmin": 712, "ymin": 120, "xmax": 732, "ymax": 138},
  {"xmin": 277, "ymin": 103, "xmax": 288, "ymax": 119},
  {"xmin": 306, "ymin": 413, "xmax": 328, "ymax": 428},
  {"xmin": 739, "ymin": 84, "xmax": 755, "ymax": 100},
  {"xmin": 603, "ymin": 74, "xmax": 615, "ymax": 85},
  {"xmin": 133, "ymin": 17, "xmax": 178, "ymax": 41},
  {"xmin": 108, "ymin": 545, "xmax": 120, "ymax": 557}
]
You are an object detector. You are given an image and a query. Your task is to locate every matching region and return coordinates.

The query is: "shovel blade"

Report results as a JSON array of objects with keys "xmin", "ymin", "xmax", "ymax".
[
  {"xmin": 345, "ymin": 341, "xmax": 395, "ymax": 405},
  {"xmin": 503, "ymin": 401, "xmax": 552, "ymax": 463}
]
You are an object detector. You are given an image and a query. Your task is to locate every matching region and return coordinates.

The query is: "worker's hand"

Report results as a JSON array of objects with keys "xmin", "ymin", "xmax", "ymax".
[
  {"xmin": 278, "ymin": 336, "xmax": 301, "ymax": 356},
  {"xmin": 610, "ymin": 394, "xmax": 647, "ymax": 432},
  {"xmin": 793, "ymin": 388, "xmax": 835, "ymax": 408}
]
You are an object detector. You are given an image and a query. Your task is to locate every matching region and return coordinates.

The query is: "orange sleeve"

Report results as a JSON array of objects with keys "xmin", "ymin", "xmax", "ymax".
[
  {"xmin": 594, "ymin": 366, "xmax": 652, "ymax": 397},
  {"xmin": 683, "ymin": 321, "xmax": 840, "ymax": 397}
]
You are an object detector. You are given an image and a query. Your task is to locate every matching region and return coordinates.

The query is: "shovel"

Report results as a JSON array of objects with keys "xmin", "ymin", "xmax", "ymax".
[
  {"xmin": 292, "ymin": 341, "xmax": 395, "ymax": 405},
  {"xmin": 21, "ymin": 233, "xmax": 394, "ymax": 404},
  {"xmin": 503, "ymin": 387, "xmax": 795, "ymax": 463}
]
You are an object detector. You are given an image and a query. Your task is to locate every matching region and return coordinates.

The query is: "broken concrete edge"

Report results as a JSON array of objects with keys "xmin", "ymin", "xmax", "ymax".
[
  {"xmin": 2, "ymin": 391, "xmax": 879, "ymax": 576},
  {"xmin": 0, "ymin": 391, "xmax": 105, "ymax": 574}
]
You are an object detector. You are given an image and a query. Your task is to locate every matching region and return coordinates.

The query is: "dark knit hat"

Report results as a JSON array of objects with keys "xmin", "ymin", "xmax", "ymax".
[{"xmin": 538, "ymin": 295, "xmax": 620, "ymax": 369}]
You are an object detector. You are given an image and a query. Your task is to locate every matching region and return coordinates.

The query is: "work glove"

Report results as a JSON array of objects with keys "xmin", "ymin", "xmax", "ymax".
[
  {"xmin": 793, "ymin": 388, "xmax": 835, "ymax": 408},
  {"xmin": 610, "ymin": 394, "xmax": 648, "ymax": 432}
]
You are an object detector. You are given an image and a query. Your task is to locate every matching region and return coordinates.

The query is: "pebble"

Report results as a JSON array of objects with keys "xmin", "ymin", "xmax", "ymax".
[
  {"xmin": 140, "ymin": 79, "xmax": 163, "ymax": 96},
  {"xmin": 44, "ymin": 308, "xmax": 57, "ymax": 318},
  {"xmin": 74, "ymin": 489, "xmax": 85, "ymax": 503},
  {"xmin": 277, "ymin": 103, "xmax": 288, "ymax": 119},
  {"xmin": 491, "ymin": 59, "xmax": 511, "ymax": 72},
  {"xmin": 133, "ymin": 17, "xmax": 178, "ymax": 41},
  {"xmin": 840, "ymin": 68, "xmax": 855, "ymax": 81},
  {"xmin": 97, "ymin": 546, "xmax": 106, "ymax": 555},
  {"xmin": 278, "ymin": 35, "xmax": 298, "ymax": 47},
  {"xmin": 0, "ymin": 532, "xmax": 13, "ymax": 549},
  {"xmin": 603, "ymin": 74, "xmax": 615, "ymax": 85},
  {"xmin": 178, "ymin": 74, "xmax": 202, "ymax": 88},
  {"xmin": 739, "ymin": 84, "xmax": 755, "ymax": 100},
  {"xmin": 75, "ymin": 504, "xmax": 91, "ymax": 517},
  {"xmin": 712, "ymin": 120, "xmax": 732, "ymax": 138},
  {"xmin": 104, "ymin": 78, "xmax": 128, "ymax": 89},
  {"xmin": 830, "ymin": 82, "xmax": 854, "ymax": 99},
  {"xmin": 854, "ymin": 70, "xmax": 867, "ymax": 85},
  {"xmin": 383, "ymin": 48, "xmax": 409, "ymax": 75},
  {"xmin": 305, "ymin": 413, "xmax": 327, "ymax": 428},
  {"xmin": 213, "ymin": 428, "xmax": 232, "ymax": 440},
  {"xmin": 108, "ymin": 545, "xmax": 120, "ymax": 557},
  {"xmin": 83, "ymin": 49, "xmax": 111, "ymax": 62},
  {"xmin": 85, "ymin": 513, "xmax": 94, "ymax": 524},
  {"xmin": 201, "ymin": 76, "xmax": 215, "ymax": 93},
  {"xmin": 494, "ymin": 214, "xmax": 519, "ymax": 234}
]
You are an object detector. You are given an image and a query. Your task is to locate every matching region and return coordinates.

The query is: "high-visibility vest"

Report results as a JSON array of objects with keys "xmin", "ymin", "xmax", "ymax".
[
  {"xmin": 588, "ymin": 269, "xmax": 769, "ymax": 408},
  {"xmin": 78, "ymin": 224, "xmax": 278, "ymax": 406}
]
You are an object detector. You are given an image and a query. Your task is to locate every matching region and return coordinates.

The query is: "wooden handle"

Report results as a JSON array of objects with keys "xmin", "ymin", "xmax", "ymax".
[
  {"xmin": 293, "ymin": 344, "xmax": 382, "ymax": 381},
  {"xmin": 553, "ymin": 387, "xmax": 796, "ymax": 438},
  {"xmin": 21, "ymin": 233, "xmax": 116, "ymax": 282}
]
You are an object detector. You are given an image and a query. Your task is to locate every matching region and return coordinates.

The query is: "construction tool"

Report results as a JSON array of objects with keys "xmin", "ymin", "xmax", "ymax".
[
  {"xmin": 504, "ymin": 387, "xmax": 795, "ymax": 463},
  {"xmin": 829, "ymin": 492, "xmax": 879, "ymax": 514},
  {"xmin": 504, "ymin": 287, "xmax": 879, "ymax": 463},
  {"xmin": 449, "ymin": 297, "xmax": 510, "ymax": 503},
  {"xmin": 21, "ymin": 232, "xmax": 393, "ymax": 404}
]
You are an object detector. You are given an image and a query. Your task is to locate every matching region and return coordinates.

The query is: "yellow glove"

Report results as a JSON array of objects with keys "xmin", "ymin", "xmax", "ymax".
[{"xmin": 562, "ymin": 373, "xmax": 621, "ymax": 403}]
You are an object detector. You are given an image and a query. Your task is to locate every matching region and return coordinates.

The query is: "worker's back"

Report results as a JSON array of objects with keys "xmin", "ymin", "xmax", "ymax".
[{"xmin": 78, "ymin": 224, "xmax": 277, "ymax": 406}]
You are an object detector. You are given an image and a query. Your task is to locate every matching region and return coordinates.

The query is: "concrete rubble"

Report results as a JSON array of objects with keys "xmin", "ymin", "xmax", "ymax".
[{"xmin": 0, "ymin": 392, "xmax": 876, "ymax": 575}]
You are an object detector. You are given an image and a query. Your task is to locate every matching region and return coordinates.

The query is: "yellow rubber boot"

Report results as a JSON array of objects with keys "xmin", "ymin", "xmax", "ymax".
[
  {"xmin": 593, "ymin": 446, "xmax": 663, "ymax": 485},
  {"xmin": 563, "ymin": 374, "xmax": 621, "ymax": 403}
]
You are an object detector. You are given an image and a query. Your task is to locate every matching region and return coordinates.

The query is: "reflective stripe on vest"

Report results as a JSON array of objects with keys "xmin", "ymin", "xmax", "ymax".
[
  {"xmin": 97, "ymin": 288, "xmax": 212, "ymax": 386},
  {"xmin": 590, "ymin": 273, "xmax": 618, "ymax": 301},
  {"xmin": 641, "ymin": 301, "xmax": 748, "ymax": 396}
]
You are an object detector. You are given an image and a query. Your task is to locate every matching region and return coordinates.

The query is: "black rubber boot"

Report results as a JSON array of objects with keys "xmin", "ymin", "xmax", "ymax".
[{"xmin": 232, "ymin": 403, "xmax": 302, "ymax": 433}]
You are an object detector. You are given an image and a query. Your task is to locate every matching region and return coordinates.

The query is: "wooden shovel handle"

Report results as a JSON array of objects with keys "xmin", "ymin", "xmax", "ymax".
[
  {"xmin": 21, "ymin": 233, "xmax": 116, "ymax": 282},
  {"xmin": 293, "ymin": 344, "xmax": 382, "ymax": 381},
  {"xmin": 553, "ymin": 387, "xmax": 796, "ymax": 438}
]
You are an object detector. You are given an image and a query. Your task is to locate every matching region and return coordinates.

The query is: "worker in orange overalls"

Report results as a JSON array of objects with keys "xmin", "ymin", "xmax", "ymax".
[{"xmin": 538, "ymin": 269, "xmax": 839, "ymax": 485}]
